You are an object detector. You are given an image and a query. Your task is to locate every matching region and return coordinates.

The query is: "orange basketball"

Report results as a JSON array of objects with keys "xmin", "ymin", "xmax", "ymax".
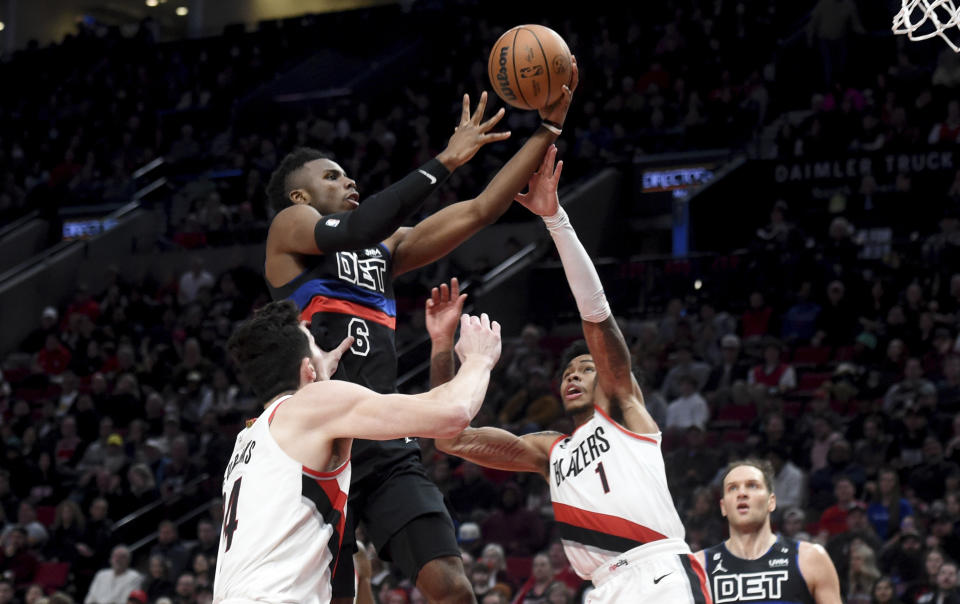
[{"xmin": 487, "ymin": 24, "xmax": 572, "ymax": 111}]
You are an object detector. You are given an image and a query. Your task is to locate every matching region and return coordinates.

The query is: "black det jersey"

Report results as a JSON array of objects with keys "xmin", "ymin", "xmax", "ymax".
[
  {"xmin": 703, "ymin": 537, "xmax": 814, "ymax": 604},
  {"xmin": 267, "ymin": 245, "xmax": 423, "ymax": 485}
]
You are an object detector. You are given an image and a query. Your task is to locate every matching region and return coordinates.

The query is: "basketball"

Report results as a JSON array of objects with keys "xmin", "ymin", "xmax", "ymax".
[{"xmin": 487, "ymin": 24, "xmax": 572, "ymax": 111}]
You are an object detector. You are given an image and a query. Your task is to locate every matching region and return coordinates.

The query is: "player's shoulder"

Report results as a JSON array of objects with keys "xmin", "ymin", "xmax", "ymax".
[{"xmin": 797, "ymin": 539, "xmax": 837, "ymax": 575}]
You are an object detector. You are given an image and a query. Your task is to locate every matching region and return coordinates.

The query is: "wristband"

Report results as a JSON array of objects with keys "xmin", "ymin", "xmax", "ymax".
[{"xmin": 541, "ymin": 121, "xmax": 563, "ymax": 136}]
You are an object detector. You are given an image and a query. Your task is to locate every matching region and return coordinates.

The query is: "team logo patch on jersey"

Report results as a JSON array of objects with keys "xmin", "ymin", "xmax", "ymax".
[
  {"xmin": 712, "ymin": 560, "xmax": 728, "ymax": 574},
  {"xmin": 768, "ymin": 558, "xmax": 789, "ymax": 568},
  {"xmin": 325, "ymin": 218, "xmax": 340, "ymax": 227}
]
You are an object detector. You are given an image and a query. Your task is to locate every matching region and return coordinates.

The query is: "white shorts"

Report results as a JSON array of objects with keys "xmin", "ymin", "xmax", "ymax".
[{"xmin": 587, "ymin": 539, "xmax": 712, "ymax": 604}]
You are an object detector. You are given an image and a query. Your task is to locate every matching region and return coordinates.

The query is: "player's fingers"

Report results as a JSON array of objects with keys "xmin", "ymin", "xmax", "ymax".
[
  {"xmin": 492, "ymin": 320, "xmax": 502, "ymax": 336},
  {"xmin": 450, "ymin": 277, "xmax": 459, "ymax": 297},
  {"xmin": 480, "ymin": 107, "xmax": 505, "ymax": 130},
  {"xmin": 553, "ymin": 159, "xmax": 564, "ymax": 183},
  {"xmin": 439, "ymin": 282, "xmax": 449, "ymax": 301},
  {"xmin": 480, "ymin": 313, "xmax": 490, "ymax": 329},
  {"xmin": 336, "ymin": 336, "xmax": 355, "ymax": 354},
  {"xmin": 514, "ymin": 191, "xmax": 527, "ymax": 203},
  {"xmin": 461, "ymin": 314, "xmax": 470, "ymax": 329},
  {"xmin": 457, "ymin": 293, "xmax": 468, "ymax": 307},
  {"xmin": 472, "ymin": 91, "xmax": 488, "ymax": 123},
  {"xmin": 543, "ymin": 145, "xmax": 557, "ymax": 171},
  {"xmin": 484, "ymin": 131, "xmax": 511, "ymax": 143},
  {"xmin": 460, "ymin": 93, "xmax": 471, "ymax": 125}
]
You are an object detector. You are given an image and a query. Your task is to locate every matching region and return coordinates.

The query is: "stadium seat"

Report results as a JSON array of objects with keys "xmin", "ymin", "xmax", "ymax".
[
  {"xmin": 33, "ymin": 562, "xmax": 70, "ymax": 591},
  {"xmin": 797, "ymin": 371, "xmax": 832, "ymax": 393},
  {"xmin": 35, "ymin": 505, "xmax": 56, "ymax": 527},
  {"xmin": 506, "ymin": 556, "xmax": 533, "ymax": 584},
  {"xmin": 791, "ymin": 346, "xmax": 832, "ymax": 367}
]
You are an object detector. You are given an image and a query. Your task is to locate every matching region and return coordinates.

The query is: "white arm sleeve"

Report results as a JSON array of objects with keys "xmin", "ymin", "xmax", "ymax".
[{"xmin": 541, "ymin": 207, "xmax": 611, "ymax": 323}]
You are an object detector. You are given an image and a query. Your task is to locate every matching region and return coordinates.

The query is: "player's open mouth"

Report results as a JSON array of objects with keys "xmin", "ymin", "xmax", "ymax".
[
  {"xmin": 737, "ymin": 503, "xmax": 750, "ymax": 513},
  {"xmin": 565, "ymin": 386, "xmax": 582, "ymax": 400},
  {"xmin": 346, "ymin": 192, "xmax": 360, "ymax": 206}
]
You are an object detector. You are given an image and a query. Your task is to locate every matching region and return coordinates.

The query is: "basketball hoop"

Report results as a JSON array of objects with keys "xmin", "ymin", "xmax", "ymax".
[{"xmin": 893, "ymin": 0, "xmax": 960, "ymax": 52}]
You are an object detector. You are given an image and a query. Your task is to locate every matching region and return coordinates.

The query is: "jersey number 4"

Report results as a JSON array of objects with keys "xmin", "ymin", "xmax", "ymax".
[{"xmin": 223, "ymin": 477, "xmax": 242, "ymax": 552}]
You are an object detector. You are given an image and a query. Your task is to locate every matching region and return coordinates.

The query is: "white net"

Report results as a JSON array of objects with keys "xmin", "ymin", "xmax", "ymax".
[{"xmin": 893, "ymin": 0, "xmax": 960, "ymax": 51}]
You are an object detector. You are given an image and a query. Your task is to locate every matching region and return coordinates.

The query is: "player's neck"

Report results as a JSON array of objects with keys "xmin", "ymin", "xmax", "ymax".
[{"xmin": 726, "ymin": 523, "xmax": 776, "ymax": 560}]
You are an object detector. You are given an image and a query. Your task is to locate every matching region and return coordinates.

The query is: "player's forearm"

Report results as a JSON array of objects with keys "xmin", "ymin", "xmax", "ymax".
[
  {"xmin": 436, "ymin": 426, "xmax": 544, "ymax": 474},
  {"xmin": 434, "ymin": 355, "xmax": 493, "ymax": 425},
  {"xmin": 472, "ymin": 127, "xmax": 557, "ymax": 223},
  {"xmin": 312, "ymin": 159, "xmax": 450, "ymax": 252},
  {"xmin": 429, "ymin": 339, "xmax": 456, "ymax": 387},
  {"xmin": 542, "ymin": 207, "xmax": 610, "ymax": 322}
]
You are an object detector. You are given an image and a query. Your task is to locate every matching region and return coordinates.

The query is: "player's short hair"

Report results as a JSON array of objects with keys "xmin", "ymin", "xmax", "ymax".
[
  {"xmin": 266, "ymin": 147, "xmax": 330, "ymax": 212},
  {"xmin": 721, "ymin": 458, "xmax": 775, "ymax": 493},
  {"xmin": 559, "ymin": 340, "xmax": 591, "ymax": 376},
  {"xmin": 227, "ymin": 300, "xmax": 310, "ymax": 402}
]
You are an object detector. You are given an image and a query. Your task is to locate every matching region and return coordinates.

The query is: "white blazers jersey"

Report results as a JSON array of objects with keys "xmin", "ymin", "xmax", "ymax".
[
  {"xmin": 548, "ymin": 406, "xmax": 685, "ymax": 580},
  {"xmin": 213, "ymin": 395, "xmax": 351, "ymax": 604}
]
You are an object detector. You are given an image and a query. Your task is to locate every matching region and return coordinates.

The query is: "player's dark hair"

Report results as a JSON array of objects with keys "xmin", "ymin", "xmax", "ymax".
[
  {"xmin": 721, "ymin": 458, "xmax": 776, "ymax": 494},
  {"xmin": 266, "ymin": 147, "xmax": 330, "ymax": 212},
  {"xmin": 559, "ymin": 340, "xmax": 591, "ymax": 376},
  {"xmin": 227, "ymin": 300, "xmax": 310, "ymax": 403}
]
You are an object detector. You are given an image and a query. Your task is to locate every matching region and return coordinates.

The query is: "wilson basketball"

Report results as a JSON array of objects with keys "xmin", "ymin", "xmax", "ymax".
[{"xmin": 487, "ymin": 24, "xmax": 572, "ymax": 111}]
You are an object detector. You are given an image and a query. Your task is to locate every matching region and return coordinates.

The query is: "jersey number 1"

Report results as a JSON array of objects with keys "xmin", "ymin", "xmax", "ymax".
[
  {"xmin": 223, "ymin": 477, "xmax": 242, "ymax": 551},
  {"xmin": 595, "ymin": 462, "xmax": 611, "ymax": 494}
]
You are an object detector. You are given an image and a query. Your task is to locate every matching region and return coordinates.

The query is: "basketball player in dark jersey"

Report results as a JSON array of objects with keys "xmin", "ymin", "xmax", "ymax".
[
  {"xmin": 264, "ymin": 63, "xmax": 578, "ymax": 604},
  {"xmin": 694, "ymin": 460, "xmax": 842, "ymax": 604}
]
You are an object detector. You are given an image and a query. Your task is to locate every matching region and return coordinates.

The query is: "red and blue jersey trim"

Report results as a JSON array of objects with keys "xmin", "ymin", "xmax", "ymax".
[{"xmin": 289, "ymin": 278, "xmax": 396, "ymax": 330}]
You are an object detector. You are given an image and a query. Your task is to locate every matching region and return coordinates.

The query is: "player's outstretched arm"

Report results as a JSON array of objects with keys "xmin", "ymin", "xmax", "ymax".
[
  {"xmin": 390, "ymin": 58, "xmax": 579, "ymax": 276},
  {"xmin": 516, "ymin": 148, "xmax": 657, "ymax": 434},
  {"xmin": 268, "ymin": 93, "xmax": 509, "ymax": 258},
  {"xmin": 426, "ymin": 277, "xmax": 467, "ymax": 388},
  {"xmin": 798, "ymin": 542, "xmax": 843, "ymax": 604}
]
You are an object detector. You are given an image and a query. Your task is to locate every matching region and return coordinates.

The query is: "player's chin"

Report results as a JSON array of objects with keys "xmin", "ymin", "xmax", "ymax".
[{"xmin": 563, "ymin": 401, "xmax": 593, "ymax": 417}]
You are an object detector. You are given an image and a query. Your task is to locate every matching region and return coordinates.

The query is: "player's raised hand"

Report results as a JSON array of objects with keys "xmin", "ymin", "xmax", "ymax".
[
  {"xmin": 454, "ymin": 313, "xmax": 501, "ymax": 366},
  {"xmin": 539, "ymin": 54, "xmax": 579, "ymax": 128},
  {"xmin": 515, "ymin": 144, "xmax": 562, "ymax": 217},
  {"xmin": 425, "ymin": 278, "xmax": 468, "ymax": 347},
  {"xmin": 437, "ymin": 92, "xmax": 512, "ymax": 171}
]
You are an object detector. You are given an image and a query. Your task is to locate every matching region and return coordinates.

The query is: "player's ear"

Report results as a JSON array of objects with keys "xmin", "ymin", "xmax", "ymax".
[
  {"xmin": 768, "ymin": 492, "xmax": 777, "ymax": 514},
  {"xmin": 289, "ymin": 188, "xmax": 309, "ymax": 205},
  {"xmin": 300, "ymin": 357, "xmax": 317, "ymax": 386}
]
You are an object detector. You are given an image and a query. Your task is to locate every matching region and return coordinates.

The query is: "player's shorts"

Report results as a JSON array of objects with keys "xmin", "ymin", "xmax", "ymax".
[
  {"xmin": 330, "ymin": 469, "xmax": 456, "ymax": 598},
  {"xmin": 587, "ymin": 538, "xmax": 712, "ymax": 604}
]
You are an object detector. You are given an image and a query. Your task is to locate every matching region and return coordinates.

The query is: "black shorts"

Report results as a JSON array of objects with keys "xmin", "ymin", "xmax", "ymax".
[{"xmin": 331, "ymin": 470, "xmax": 458, "ymax": 597}]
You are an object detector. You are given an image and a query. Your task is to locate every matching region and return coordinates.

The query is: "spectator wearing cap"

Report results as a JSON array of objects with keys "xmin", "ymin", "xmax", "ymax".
[
  {"xmin": 84, "ymin": 545, "xmax": 142, "ymax": 604},
  {"xmin": 456, "ymin": 522, "xmax": 481, "ymax": 555},
  {"xmin": 704, "ymin": 333, "xmax": 749, "ymax": 406},
  {"xmin": 868, "ymin": 468, "xmax": 914, "ymax": 541},
  {"xmin": 879, "ymin": 527, "xmax": 925, "ymax": 590},
  {"xmin": 747, "ymin": 339, "xmax": 796, "ymax": 396},
  {"xmin": 665, "ymin": 374, "xmax": 710, "ymax": 432}
]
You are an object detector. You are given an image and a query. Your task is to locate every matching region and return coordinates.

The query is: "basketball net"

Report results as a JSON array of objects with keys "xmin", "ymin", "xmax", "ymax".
[{"xmin": 893, "ymin": 0, "xmax": 960, "ymax": 51}]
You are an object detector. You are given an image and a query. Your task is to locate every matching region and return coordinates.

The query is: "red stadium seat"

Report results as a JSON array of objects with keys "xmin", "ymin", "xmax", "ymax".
[
  {"xmin": 791, "ymin": 346, "xmax": 832, "ymax": 367},
  {"xmin": 506, "ymin": 556, "xmax": 533, "ymax": 584},
  {"xmin": 797, "ymin": 371, "xmax": 832, "ymax": 393},
  {"xmin": 33, "ymin": 562, "xmax": 70, "ymax": 591},
  {"xmin": 35, "ymin": 505, "xmax": 56, "ymax": 527}
]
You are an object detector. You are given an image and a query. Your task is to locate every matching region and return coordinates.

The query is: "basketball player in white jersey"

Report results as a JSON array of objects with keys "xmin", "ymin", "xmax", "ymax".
[
  {"xmin": 694, "ymin": 460, "xmax": 842, "ymax": 603},
  {"xmin": 212, "ymin": 300, "xmax": 502, "ymax": 604},
  {"xmin": 429, "ymin": 147, "xmax": 711, "ymax": 603}
]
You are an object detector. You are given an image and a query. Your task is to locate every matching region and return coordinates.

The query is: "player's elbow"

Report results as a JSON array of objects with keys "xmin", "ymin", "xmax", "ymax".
[{"xmin": 431, "ymin": 405, "xmax": 471, "ymax": 439}]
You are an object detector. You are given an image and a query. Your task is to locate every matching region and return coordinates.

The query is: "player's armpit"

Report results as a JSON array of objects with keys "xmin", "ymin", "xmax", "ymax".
[
  {"xmin": 798, "ymin": 542, "xmax": 843, "ymax": 604},
  {"xmin": 435, "ymin": 426, "xmax": 558, "ymax": 478}
]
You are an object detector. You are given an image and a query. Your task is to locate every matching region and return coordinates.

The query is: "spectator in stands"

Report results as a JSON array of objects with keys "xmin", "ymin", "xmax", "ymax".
[
  {"xmin": 189, "ymin": 519, "xmax": 218, "ymax": 562},
  {"xmin": 44, "ymin": 499, "xmax": 86, "ymax": 564},
  {"xmin": 496, "ymin": 367, "xmax": 562, "ymax": 433},
  {"xmin": 666, "ymin": 425, "xmax": 719, "ymax": 500},
  {"xmin": 827, "ymin": 504, "xmax": 882, "ymax": 581},
  {"xmin": 149, "ymin": 521, "xmax": 189, "ymax": 579},
  {"xmin": 665, "ymin": 374, "xmax": 710, "ymax": 431},
  {"xmin": 177, "ymin": 259, "xmax": 214, "ymax": 307},
  {"xmin": 547, "ymin": 540, "xmax": 581, "ymax": 593},
  {"xmin": 846, "ymin": 542, "xmax": 882, "ymax": 604},
  {"xmin": 703, "ymin": 333, "xmax": 748, "ymax": 407},
  {"xmin": 768, "ymin": 444, "xmax": 807, "ymax": 512},
  {"xmin": 661, "ymin": 347, "xmax": 710, "ymax": 400},
  {"xmin": 172, "ymin": 572, "xmax": 195, "ymax": 604},
  {"xmin": 155, "ymin": 436, "xmax": 204, "ymax": 502},
  {"xmin": 512, "ymin": 552, "xmax": 558, "ymax": 604},
  {"xmin": 741, "ymin": 291, "xmax": 774, "ymax": 341},
  {"xmin": 854, "ymin": 415, "xmax": 893, "ymax": 478},
  {"xmin": 142, "ymin": 555, "xmax": 174, "ymax": 603},
  {"xmin": 448, "ymin": 462, "xmax": 498, "ymax": 519},
  {"xmin": 868, "ymin": 468, "xmax": 913, "ymax": 540},
  {"xmin": 748, "ymin": 339, "xmax": 797, "ymax": 397},
  {"xmin": 469, "ymin": 560, "xmax": 495, "ymax": 600},
  {"xmin": 938, "ymin": 356, "xmax": 960, "ymax": 414},
  {"xmin": 0, "ymin": 580, "xmax": 13, "ymax": 604},
  {"xmin": 0, "ymin": 527, "xmax": 38, "ymax": 589},
  {"xmin": 814, "ymin": 280, "xmax": 858, "ymax": 348},
  {"xmin": 910, "ymin": 437, "xmax": 959, "ymax": 503},
  {"xmin": 819, "ymin": 477, "xmax": 865, "ymax": 537},
  {"xmin": 878, "ymin": 528, "xmax": 925, "ymax": 588},
  {"xmin": 884, "ymin": 358, "xmax": 936, "ymax": 417},
  {"xmin": 782, "ymin": 281, "xmax": 823, "ymax": 344},
  {"xmin": 929, "ymin": 100, "xmax": 960, "ymax": 144},
  {"xmin": 84, "ymin": 545, "xmax": 141, "ymax": 604},
  {"xmin": 22, "ymin": 307, "xmax": 61, "ymax": 354},
  {"xmin": 37, "ymin": 334, "xmax": 72, "ymax": 376}
]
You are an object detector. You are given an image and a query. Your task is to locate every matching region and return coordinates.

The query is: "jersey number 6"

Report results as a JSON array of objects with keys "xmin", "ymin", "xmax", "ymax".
[{"xmin": 348, "ymin": 318, "xmax": 370, "ymax": 357}]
